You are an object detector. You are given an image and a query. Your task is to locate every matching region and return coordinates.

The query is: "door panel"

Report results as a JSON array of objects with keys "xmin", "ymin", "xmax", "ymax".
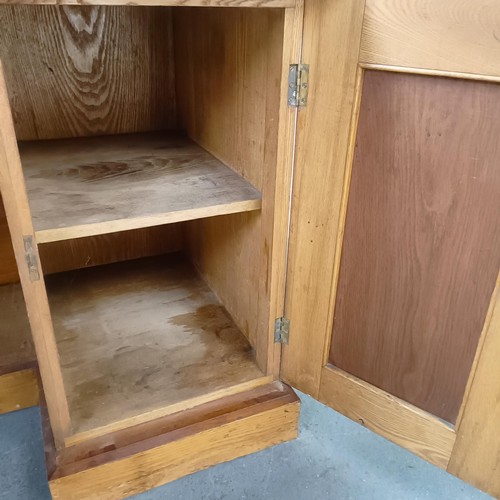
[
  {"xmin": 329, "ymin": 70, "xmax": 500, "ymax": 424},
  {"xmin": 283, "ymin": 0, "xmax": 500, "ymax": 495}
]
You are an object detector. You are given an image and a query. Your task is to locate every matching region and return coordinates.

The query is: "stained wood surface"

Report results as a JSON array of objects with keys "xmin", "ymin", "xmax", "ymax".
[
  {"xmin": 330, "ymin": 71, "xmax": 500, "ymax": 423},
  {"xmin": 448, "ymin": 274, "xmax": 500, "ymax": 497},
  {"xmin": 0, "ymin": 5, "xmax": 175, "ymax": 141},
  {"xmin": 39, "ymin": 225, "xmax": 183, "ymax": 275},
  {"xmin": 0, "ymin": 62, "xmax": 71, "ymax": 445},
  {"xmin": 360, "ymin": 0, "xmax": 500, "ymax": 80},
  {"xmin": 0, "ymin": 195, "xmax": 18, "ymax": 284},
  {"xmin": 0, "ymin": 283, "xmax": 36, "ymax": 373},
  {"xmin": 279, "ymin": 0, "xmax": 367, "ymax": 395},
  {"xmin": 174, "ymin": 7, "xmax": 285, "ymax": 373},
  {"xmin": 319, "ymin": 366, "xmax": 455, "ymax": 469},
  {"xmin": 49, "ymin": 383, "xmax": 299, "ymax": 500},
  {"xmin": 0, "ymin": 369, "xmax": 39, "ymax": 414},
  {"xmin": 19, "ymin": 132, "xmax": 262, "ymax": 243},
  {"xmin": 0, "ymin": 0, "xmax": 294, "ymax": 6},
  {"xmin": 45, "ymin": 254, "xmax": 264, "ymax": 437}
]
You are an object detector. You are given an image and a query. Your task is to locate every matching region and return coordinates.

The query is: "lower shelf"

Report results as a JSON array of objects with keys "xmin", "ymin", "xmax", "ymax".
[
  {"xmin": 49, "ymin": 382, "xmax": 299, "ymax": 500},
  {"xmin": 45, "ymin": 254, "xmax": 266, "ymax": 441}
]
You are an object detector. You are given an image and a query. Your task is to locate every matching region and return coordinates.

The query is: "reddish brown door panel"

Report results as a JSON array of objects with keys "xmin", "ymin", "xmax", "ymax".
[{"xmin": 329, "ymin": 70, "xmax": 500, "ymax": 423}]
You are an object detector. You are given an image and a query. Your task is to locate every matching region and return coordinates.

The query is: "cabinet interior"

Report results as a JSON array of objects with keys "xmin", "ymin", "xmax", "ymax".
[{"xmin": 0, "ymin": 4, "xmax": 286, "ymax": 440}]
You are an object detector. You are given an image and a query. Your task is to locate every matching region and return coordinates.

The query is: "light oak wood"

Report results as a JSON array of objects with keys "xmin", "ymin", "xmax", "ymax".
[
  {"xmin": 0, "ymin": 0, "xmax": 294, "ymax": 6},
  {"xmin": 0, "ymin": 5, "xmax": 175, "ymax": 141},
  {"xmin": 319, "ymin": 366, "xmax": 456, "ymax": 469},
  {"xmin": 174, "ymin": 7, "xmax": 292, "ymax": 374},
  {"xmin": 19, "ymin": 132, "xmax": 262, "ymax": 243},
  {"xmin": 46, "ymin": 254, "xmax": 265, "ymax": 438},
  {"xmin": 49, "ymin": 383, "xmax": 299, "ymax": 500},
  {"xmin": 0, "ymin": 62, "xmax": 71, "ymax": 445},
  {"xmin": 329, "ymin": 70, "xmax": 500, "ymax": 424},
  {"xmin": 280, "ymin": 0, "xmax": 367, "ymax": 396},
  {"xmin": 360, "ymin": 0, "xmax": 500, "ymax": 79},
  {"xmin": 448, "ymin": 274, "xmax": 500, "ymax": 498},
  {"xmin": 0, "ymin": 369, "xmax": 39, "ymax": 414},
  {"xmin": 0, "ymin": 282, "xmax": 35, "ymax": 372},
  {"xmin": 39, "ymin": 225, "xmax": 183, "ymax": 275}
]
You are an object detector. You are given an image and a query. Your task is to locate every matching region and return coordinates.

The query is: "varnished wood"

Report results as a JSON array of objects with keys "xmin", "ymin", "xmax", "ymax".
[
  {"xmin": 46, "ymin": 254, "xmax": 265, "ymax": 439},
  {"xmin": 0, "ymin": 5, "xmax": 175, "ymax": 141},
  {"xmin": 280, "ymin": 0, "xmax": 367, "ymax": 395},
  {"xmin": 49, "ymin": 383, "xmax": 299, "ymax": 500},
  {"xmin": 360, "ymin": 0, "xmax": 500, "ymax": 80},
  {"xmin": 0, "ymin": 369, "xmax": 39, "ymax": 414},
  {"xmin": 20, "ymin": 132, "xmax": 262, "ymax": 243},
  {"xmin": 448, "ymin": 274, "xmax": 500, "ymax": 497},
  {"xmin": 0, "ymin": 62, "xmax": 71, "ymax": 445},
  {"xmin": 39, "ymin": 225, "xmax": 182, "ymax": 275},
  {"xmin": 319, "ymin": 366, "xmax": 456, "ymax": 469},
  {"xmin": 174, "ymin": 7, "xmax": 289, "ymax": 374},
  {"xmin": 330, "ymin": 70, "xmax": 500, "ymax": 423}
]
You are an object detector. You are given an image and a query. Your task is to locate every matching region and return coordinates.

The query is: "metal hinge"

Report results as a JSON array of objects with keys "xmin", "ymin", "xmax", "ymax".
[
  {"xmin": 288, "ymin": 64, "xmax": 309, "ymax": 107},
  {"xmin": 274, "ymin": 316, "xmax": 290, "ymax": 344},
  {"xmin": 23, "ymin": 235, "xmax": 40, "ymax": 281}
]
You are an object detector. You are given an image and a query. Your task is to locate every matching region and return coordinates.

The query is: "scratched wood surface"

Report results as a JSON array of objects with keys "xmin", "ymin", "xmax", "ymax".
[
  {"xmin": 0, "ymin": 5, "xmax": 175, "ymax": 141},
  {"xmin": 45, "ymin": 254, "xmax": 264, "ymax": 437},
  {"xmin": 330, "ymin": 70, "xmax": 500, "ymax": 423},
  {"xmin": 19, "ymin": 132, "xmax": 262, "ymax": 243}
]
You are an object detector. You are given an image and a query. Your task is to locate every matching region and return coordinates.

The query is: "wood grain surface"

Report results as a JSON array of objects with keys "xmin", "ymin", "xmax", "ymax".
[
  {"xmin": 0, "ymin": 369, "xmax": 39, "ymax": 414},
  {"xmin": 0, "ymin": 5, "xmax": 175, "ymax": 141},
  {"xmin": 330, "ymin": 70, "xmax": 500, "ymax": 423},
  {"xmin": 0, "ymin": 0, "xmax": 294, "ymax": 6},
  {"xmin": 45, "ymin": 254, "xmax": 264, "ymax": 437},
  {"xmin": 0, "ymin": 195, "xmax": 18, "ymax": 284},
  {"xmin": 174, "ymin": 7, "xmax": 285, "ymax": 373},
  {"xmin": 20, "ymin": 132, "xmax": 261, "ymax": 243},
  {"xmin": 360, "ymin": 0, "xmax": 500, "ymax": 80}
]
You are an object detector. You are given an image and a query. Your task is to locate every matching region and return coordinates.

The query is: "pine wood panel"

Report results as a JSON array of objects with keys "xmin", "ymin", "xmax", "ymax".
[
  {"xmin": 319, "ymin": 367, "xmax": 455, "ymax": 469},
  {"xmin": 0, "ymin": 5, "xmax": 175, "ymax": 141},
  {"xmin": 0, "ymin": 62, "xmax": 71, "ymax": 445},
  {"xmin": 49, "ymin": 383, "xmax": 299, "ymax": 500},
  {"xmin": 20, "ymin": 132, "xmax": 261, "ymax": 243},
  {"xmin": 330, "ymin": 70, "xmax": 500, "ymax": 423},
  {"xmin": 174, "ymin": 7, "xmax": 286, "ymax": 373},
  {"xmin": 46, "ymin": 254, "xmax": 264, "ymax": 439},
  {"xmin": 448, "ymin": 274, "xmax": 500, "ymax": 497},
  {"xmin": 360, "ymin": 0, "xmax": 500, "ymax": 80},
  {"xmin": 0, "ymin": 369, "xmax": 39, "ymax": 414},
  {"xmin": 39, "ymin": 225, "xmax": 182, "ymax": 275},
  {"xmin": 279, "ymin": 0, "xmax": 367, "ymax": 395}
]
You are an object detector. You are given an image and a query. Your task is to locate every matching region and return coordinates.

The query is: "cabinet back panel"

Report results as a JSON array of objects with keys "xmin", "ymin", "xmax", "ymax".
[
  {"xmin": 0, "ymin": 5, "xmax": 175, "ymax": 141},
  {"xmin": 330, "ymin": 70, "xmax": 500, "ymax": 423},
  {"xmin": 174, "ymin": 8, "xmax": 284, "ymax": 372}
]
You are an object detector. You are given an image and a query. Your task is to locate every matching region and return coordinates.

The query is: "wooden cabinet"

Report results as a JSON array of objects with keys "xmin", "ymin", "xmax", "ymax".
[{"xmin": 0, "ymin": 0, "xmax": 499, "ymax": 498}]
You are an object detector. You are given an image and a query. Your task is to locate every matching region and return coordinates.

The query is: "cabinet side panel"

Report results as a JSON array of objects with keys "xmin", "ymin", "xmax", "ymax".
[
  {"xmin": 0, "ymin": 194, "xmax": 18, "ymax": 284},
  {"xmin": 330, "ymin": 70, "xmax": 500, "ymax": 423},
  {"xmin": 0, "ymin": 5, "xmax": 175, "ymax": 140},
  {"xmin": 174, "ymin": 8, "xmax": 284, "ymax": 372}
]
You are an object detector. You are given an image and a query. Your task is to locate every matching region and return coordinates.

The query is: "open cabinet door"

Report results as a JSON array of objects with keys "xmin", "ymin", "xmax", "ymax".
[{"xmin": 280, "ymin": 0, "xmax": 500, "ymax": 497}]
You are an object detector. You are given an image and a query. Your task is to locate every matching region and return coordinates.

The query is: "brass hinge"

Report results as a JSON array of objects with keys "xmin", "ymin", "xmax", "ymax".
[
  {"xmin": 23, "ymin": 235, "xmax": 40, "ymax": 281},
  {"xmin": 274, "ymin": 316, "xmax": 290, "ymax": 344},
  {"xmin": 288, "ymin": 64, "xmax": 309, "ymax": 108}
]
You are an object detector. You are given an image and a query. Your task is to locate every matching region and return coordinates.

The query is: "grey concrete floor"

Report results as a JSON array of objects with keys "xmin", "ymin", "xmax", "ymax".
[{"xmin": 0, "ymin": 391, "xmax": 491, "ymax": 499}]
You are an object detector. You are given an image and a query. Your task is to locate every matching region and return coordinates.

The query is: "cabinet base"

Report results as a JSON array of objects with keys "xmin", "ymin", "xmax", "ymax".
[{"xmin": 49, "ymin": 382, "xmax": 299, "ymax": 500}]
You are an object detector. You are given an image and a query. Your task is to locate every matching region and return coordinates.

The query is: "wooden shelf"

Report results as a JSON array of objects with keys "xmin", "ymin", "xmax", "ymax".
[
  {"xmin": 0, "ymin": 0, "xmax": 294, "ymax": 7},
  {"xmin": 19, "ymin": 132, "xmax": 262, "ymax": 244},
  {"xmin": 45, "ymin": 254, "xmax": 266, "ymax": 441}
]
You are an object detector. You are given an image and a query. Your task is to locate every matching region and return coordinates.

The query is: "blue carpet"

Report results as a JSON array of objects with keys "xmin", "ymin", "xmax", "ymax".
[{"xmin": 0, "ymin": 392, "xmax": 491, "ymax": 499}]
